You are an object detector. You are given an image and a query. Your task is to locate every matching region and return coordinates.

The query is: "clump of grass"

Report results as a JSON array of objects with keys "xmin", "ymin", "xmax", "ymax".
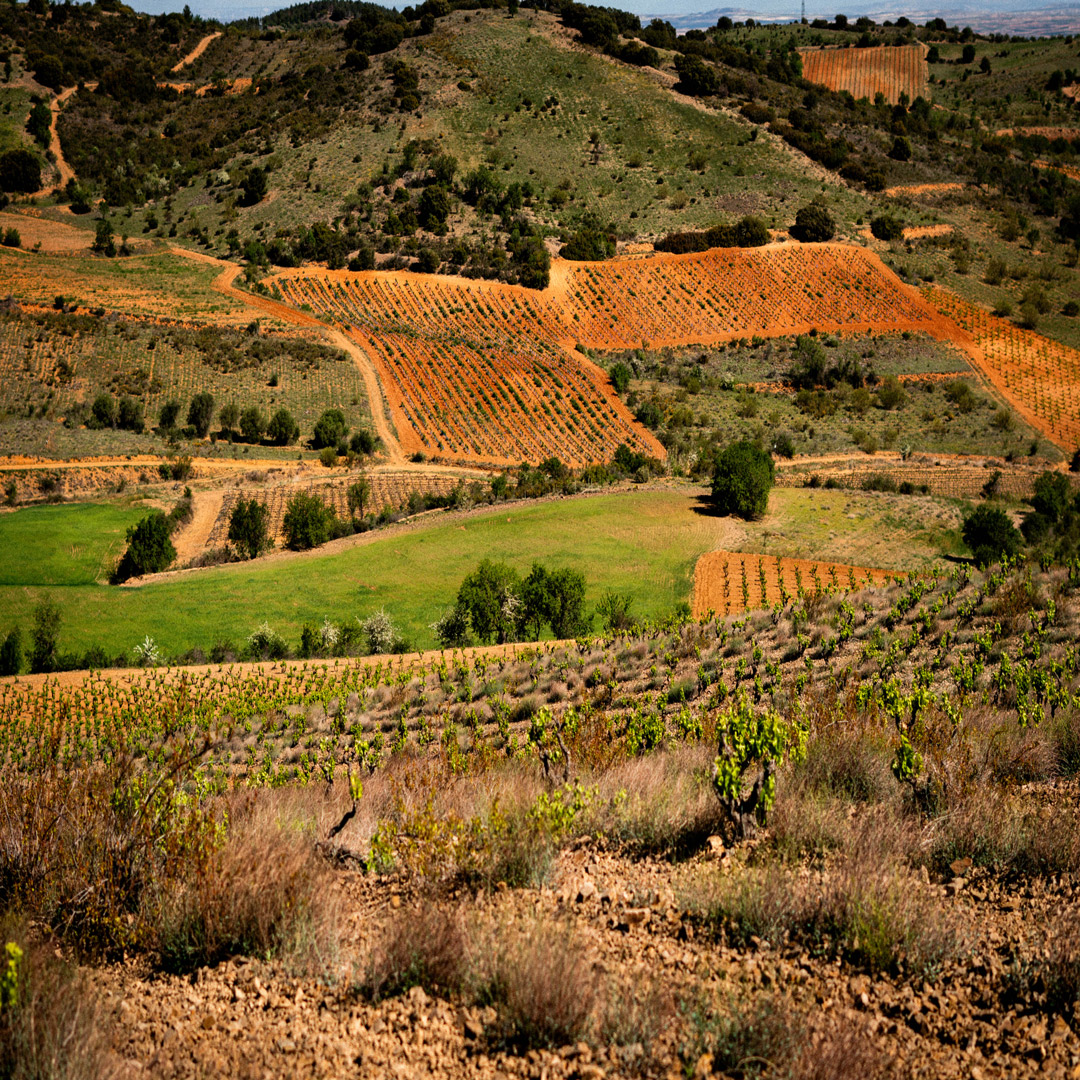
[{"xmin": 0, "ymin": 927, "xmax": 121, "ymax": 1080}]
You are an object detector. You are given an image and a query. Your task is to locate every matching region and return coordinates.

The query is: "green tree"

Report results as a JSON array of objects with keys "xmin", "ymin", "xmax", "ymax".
[
  {"xmin": 347, "ymin": 475, "xmax": 371, "ymax": 520},
  {"xmin": 29, "ymin": 599, "xmax": 61, "ymax": 674},
  {"xmin": 32, "ymin": 55, "xmax": 65, "ymax": 90},
  {"xmin": 0, "ymin": 627, "xmax": 22, "ymax": 676},
  {"xmin": 519, "ymin": 562, "xmax": 555, "ymax": 640},
  {"xmin": 266, "ymin": 408, "xmax": 299, "ymax": 445},
  {"xmin": 609, "ymin": 362, "xmax": 631, "ymax": 394},
  {"xmin": 548, "ymin": 567, "xmax": 589, "ymax": 639},
  {"xmin": 241, "ymin": 166, "xmax": 268, "ymax": 206},
  {"xmin": 877, "ymin": 375, "xmax": 906, "ymax": 410},
  {"xmin": 187, "ymin": 392, "xmax": 215, "ymax": 437},
  {"xmin": 962, "ymin": 505, "xmax": 1022, "ymax": 568},
  {"xmin": 457, "ymin": 559, "xmax": 521, "ymax": 644},
  {"xmin": 228, "ymin": 497, "xmax": 270, "ymax": 559},
  {"xmin": 1031, "ymin": 470, "xmax": 1072, "ymax": 523},
  {"xmin": 113, "ymin": 512, "xmax": 176, "ymax": 582},
  {"xmin": 311, "ymin": 408, "xmax": 348, "ymax": 449},
  {"xmin": 0, "ymin": 149, "xmax": 41, "ymax": 194},
  {"xmin": 282, "ymin": 491, "xmax": 335, "ymax": 550},
  {"xmin": 239, "ymin": 405, "xmax": 266, "ymax": 443},
  {"xmin": 117, "ymin": 396, "xmax": 144, "ymax": 432},
  {"xmin": 218, "ymin": 401, "xmax": 240, "ymax": 438},
  {"xmin": 91, "ymin": 392, "xmax": 118, "ymax": 428},
  {"xmin": 710, "ymin": 441, "xmax": 775, "ymax": 520},
  {"xmin": 870, "ymin": 214, "xmax": 904, "ymax": 241},
  {"xmin": 158, "ymin": 400, "xmax": 182, "ymax": 431},
  {"xmin": 92, "ymin": 217, "xmax": 116, "ymax": 257}
]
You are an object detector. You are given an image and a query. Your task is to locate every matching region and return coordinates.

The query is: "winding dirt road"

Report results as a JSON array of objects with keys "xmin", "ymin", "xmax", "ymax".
[
  {"xmin": 30, "ymin": 85, "xmax": 77, "ymax": 198},
  {"xmin": 170, "ymin": 248, "xmax": 404, "ymax": 463},
  {"xmin": 171, "ymin": 31, "xmax": 222, "ymax": 73}
]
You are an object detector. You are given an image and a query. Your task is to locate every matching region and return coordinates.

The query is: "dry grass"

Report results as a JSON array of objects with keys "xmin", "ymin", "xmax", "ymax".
[
  {"xmin": 1043, "ymin": 904, "xmax": 1080, "ymax": 1015},
  {"xmin": 0, "ymin": 927, "xmax": 122, "ymax": 1080}
]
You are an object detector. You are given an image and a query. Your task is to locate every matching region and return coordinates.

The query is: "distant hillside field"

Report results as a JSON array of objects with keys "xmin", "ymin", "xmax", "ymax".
[{"xmin": 799, "ymin": 44, "xmax": 928, "ymax": 105}]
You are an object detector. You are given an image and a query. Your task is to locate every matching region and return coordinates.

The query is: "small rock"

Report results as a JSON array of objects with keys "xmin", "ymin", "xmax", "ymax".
[
  {"xmin": 950, "ymin": 857, "xmax": 973, "ymax": 877},
  {"xmin": 622, "ymin": 907, "xmax": 650, "ymax": 926}
]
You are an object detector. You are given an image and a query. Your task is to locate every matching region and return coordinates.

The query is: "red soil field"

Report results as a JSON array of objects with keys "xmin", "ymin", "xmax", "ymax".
[
  {"xmin": 799, "ymin": 44, "xmax": 927, "ymax": 105},
  {"xmin": 925, "ymin": 287, "xmax": 1080, "ymax": 451},
  {"xmin": 692, "ymin": 550, "xmax": 899, "ymax": 617}
]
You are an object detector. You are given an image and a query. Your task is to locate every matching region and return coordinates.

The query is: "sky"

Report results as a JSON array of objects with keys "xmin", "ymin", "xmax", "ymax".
[{"xmin": 127, "ymin": 0, "xmax": 1080, "ymax": 28}]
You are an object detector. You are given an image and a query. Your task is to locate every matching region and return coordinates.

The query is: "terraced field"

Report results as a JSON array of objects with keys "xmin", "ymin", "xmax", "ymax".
[{"xmin": 799, "ymin": 43, "xmax": 927, "ymax": 104}]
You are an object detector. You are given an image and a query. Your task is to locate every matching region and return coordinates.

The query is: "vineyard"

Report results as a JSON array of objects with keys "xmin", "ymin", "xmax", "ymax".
[
  {"xmin": 798, "ymin": 44, "xmax": 927, "ymax": 105},
  {"xmin": 774, "ymin": 453, "xmax": 1078, "ymax": 500},
  {"xmin": 272, "ymin": 245, "xmax": 962, "ymax": 466},
  {"xmin": 206, "ymin": 471, "xmax": 471, "ymax": 547},
  {"xmin": 692, "ymin": 549, "xmax": 899, "ymax": 617},
  {"xmin": 925, "ymin": 287, "xmax": 1080, "ymax": 450}
]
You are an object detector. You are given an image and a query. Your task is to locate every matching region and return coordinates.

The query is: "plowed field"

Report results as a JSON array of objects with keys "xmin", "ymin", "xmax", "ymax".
[
  {"xmin": 692, "ymin": 550, "xmax": 899, "ymax": 617},
  {"xmin": 925, "ymin": 288, "xmax": 1080, "ymax": 450},
  {"xmin": 799, "ymin": 44, "xmax": 927, "ymax": 104},
  {"xmin": 273, "ymin": 245, "xmax": 959, "ymax": 465}
]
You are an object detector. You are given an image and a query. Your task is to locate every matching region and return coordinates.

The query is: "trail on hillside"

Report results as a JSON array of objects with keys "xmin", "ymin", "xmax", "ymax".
[
  {"xmin": 170, "ymin": 248, "xmax": 405, "ymax": 462},
  {"xmin": 30, "ymin": 85, "xmax": 77, "ymax": 198},
  {"xmin": 171, "ymin": 31, "xmax": 222, "ymax": 72}
]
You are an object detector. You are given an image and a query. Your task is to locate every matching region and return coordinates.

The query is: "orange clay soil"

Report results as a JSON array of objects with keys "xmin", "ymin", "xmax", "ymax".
[
  {"xmin": 882, "ymin": 182, "xmax": 965, "ymax": 198},
  {"xmin": 170, "ymin": 31, "xmax": 222, "ymax": 72},
  {"xmin": 28, "ymin": 85, "xmax": 77, "ymax": 198},
  {"xmin": 798, "ymin": 43, "xmax": 927, "ymax": 105},
  {"xmin": 924, "ymin": 286, "xmax": 1080, "ymax": 451},
  {"xmin": 268, "ymin": 243, "xmax": 967, "ymax": 466},
  {"xmin": 902, "ymin": 224, "xmax": 953, "ymax": 240},
  {"xmin": 692, "ymin": 549, "xmax": 900, "ymax": 617}
]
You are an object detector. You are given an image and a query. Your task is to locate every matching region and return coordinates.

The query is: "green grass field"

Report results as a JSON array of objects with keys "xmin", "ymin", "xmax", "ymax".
[{"xmin": 0, "ymin": 486, "xmax": 962, "ymax": 661}]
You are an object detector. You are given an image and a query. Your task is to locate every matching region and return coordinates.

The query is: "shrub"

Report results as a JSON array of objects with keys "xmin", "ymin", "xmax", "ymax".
[
  {"xmin": 319, "ymin": 446, "xmax": 338, "ymax": 468},
  {"xmin": 876, "ymin": 375, "xmax": 906, "ymax": 410},
  {"xmin": 228, "ymin": 498, "xmax": 270, "ymax": 559},
  {"xmin": 710, "ymin": 441, "xmax": 775, "ymax": 520},
  {"xmin": 609, "ymin": 361, "xmax": 631, "ymax": 394},
  {"xmin": 282, "ymin": 492, "xmax": 335, "ymax": 550},
  {"xmin": 239, "ymin": 405, "xmax": 266, "ymax": 442},
  {"xmin": 0, "ymin": 627, "xmax": 21, "ymax": 676},
  {"xmin": 431, "ymin": 603, "xmax": 472, "ymax": 648},
  {"xmin": 870, "ymin": 214, "xmax": 904, "ymax": 241},
  {"xmin": 28, "ymin": 599, "xmax": 61, "ymax": 675},
  {"xmin": 117, "ymin": 396, "xmax": 144, "ymax": 432},
  {"xmin": 248, "ymin": 622, "xmax": 289, "ymax": 660},
  {"xmin": 962, "ymin": 505, "xmax": 1022, "ymax": 567},
  {"xmin": 90, "ymin": 392, "xmax": 117, "ymax": 429},
  {"xmin": 112, "ymin": 511, "xmax": 175, "ymax": 582},
  {"xmin": 1031, "ymin": 469, "xmax": 1072, "ymax": 523},
  {"xmin": 361, "ymin": 608, "xmax": 398, "ymax": 654},
  {"xmin": 791, "ymin": 203, "xmax": 835, "ymax": 242}
]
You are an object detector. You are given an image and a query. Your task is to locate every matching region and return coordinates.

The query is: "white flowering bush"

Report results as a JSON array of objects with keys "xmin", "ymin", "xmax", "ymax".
[
  {"xmin": 248, "ymin": 621, "xmax": 288, "ymax": 659},
  {"xmin": 319, "ymin": 617, "xmax": 340, "ymax": 650},
  {"xmin": 132, "ymin": 635, "xmax": 161, "ymax": 668},
  {"xmin": 360, "ymin": 608, "xmax": 398, "ymax": 655}
]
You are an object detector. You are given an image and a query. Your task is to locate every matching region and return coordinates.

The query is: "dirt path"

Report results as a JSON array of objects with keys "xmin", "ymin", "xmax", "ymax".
[
  {"xmin": 171, "ymin": 31, "xmax": 222, "ymax": 73},
  {"xmin": 171, "ymin": 248, "xmax": 405, "ymax": 462},
  {"xmin": 29, "ymin": 85, "xmax": 77, "ymax": 198},
  {"xmin": 171, "ymin": 488, "xmax": 225, "ymax": 565}
]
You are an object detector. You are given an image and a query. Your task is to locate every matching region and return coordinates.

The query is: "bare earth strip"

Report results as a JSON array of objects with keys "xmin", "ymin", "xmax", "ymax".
[
  {"xmin": 171, "ymin": 31, "xmax": 222, "ymax": 72},
  {"xmin": 693, "ymin": 549, "xmax": 899, "ymax": 617},
  {"xmin": 29, "ymin": 85, "xmax": 77, "ymax": 198}
]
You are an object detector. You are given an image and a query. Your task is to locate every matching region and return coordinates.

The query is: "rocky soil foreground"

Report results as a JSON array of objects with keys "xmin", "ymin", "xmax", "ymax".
[{"xmin": 96, "ymin": 824, "xmax": 1080, "ymax": 1080}]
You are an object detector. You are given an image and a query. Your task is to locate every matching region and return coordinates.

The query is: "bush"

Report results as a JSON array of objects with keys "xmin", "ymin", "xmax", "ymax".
[
  {"xmin": 112, "ymin": 511, "xmax": 176, "ymax": 582},
  {"xmin": 361, "ymin": 608, "xmax": 398, "ymax": 654},
  {"xmin": 311, "ymin": 408, "xmax": 348, "ymax": 449},
  {"xmin": 0, "ymin": 627, "xmax": 22, "ymax": 676},
  {"xmin": 319, "ymin": 446, "xmax": 338, "ymax": 468},
  {"xmin": 0, "ymin": 150, "xmax": 41, "ymax": 194},
  {"xmin": 870, "ymin": 214, "xmax": 904, "ymax": 241},
  {"xmin": 962, "ymin": 505, "xmax": 1022, "ymax": 568},
  {"xmin": 239, "ymin": 406, "xmax": 266, "ymax": 443},
  {"xmin": 1031, "ymin": 470, "xmax": 1072, "ymax": 523},
  {"xmin": 876, "ymin": 375, "xmax": 906, "ymax": 410},
  {"xmin": 228, "ymin": 498, "xmax": 270, "ymax": 559},
  {"xmin": 609, "ymin": 362, "xmax": 631, "ymax": 394},
  {"xmin": 117, "ymin": 396, "xmax": 144, "ymax": 432},
  {"xmin": 282, "ymin": 491, "xmax": 335, "ymax": 550},
  {"xmin": 28, "ymin": 599, "xmax": 61, "ymax": 674},
  {"xmin": 710, "ymin": 441, "xmax": 775, "ymax": 520},
  {"xmin": 791, "ymin": 203, "xmax": 835, "ymax": 242}
]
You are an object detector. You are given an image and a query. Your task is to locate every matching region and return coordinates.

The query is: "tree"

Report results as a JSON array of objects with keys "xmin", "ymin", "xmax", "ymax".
[
  {"xmin": 347, "ymin": 475, "xmax": 371, "ymax": 520},
  {"xmin": 350, "ymin": 428, "xmax": 376, "ymax": 455},
  {"xmin": 548, "ymin": 567, "xmax": 589, "ymax": 639},
  {"xmin": 877, "ymin": 375, "xmax": 906, "ymax": 410},
  {"xmin": 91, "ymin": 392, "xmax": 118, "ymax": 428},
  {"xmin": 118, "ymin": 396, "xmax": 144, "ymax": 432},
  {"xmin": 92, "ymin": 217, "xmax": 116, "ymax": 257},
  {"xmin": 418, "ymin": 184, "xmax": 451, "ymax": 228},
  {"xmin": 457, "ymin": 559, "xmax": 521, "ymax": 644},
  {"xmin": 218, "ymin": 401, "xmax": 240, "ymax": 438},
  {"xmin": 29, "ymin": 599, "xmax": 61, "ymax": 674},
  {"xmin": 33, "ymin": 55, "xmax": 65, "ymax": 91},
  {"xmin": 312, "ymin": 408, "xmax": 348, "ymax": 449},
  {"xmin": 187, "ymin": 392, "xmax": 215, "ymax": 437},
  {"xmin": 159, "ymin": 400, "xmax": 181, "ymax": 431},
  {"xmin": 889, "ymin": 136, "xmax": 913, "ymax": 161},
  {"xmin": 0, "ymin": 149, "xmax": 42, "ymax": 194},
  {"xmin": 962, "ymin": 505, "xmax": 1022, "ymax": 568},
  {"xmin": 239, "ymin": 405, "xmax": 266, "ymax": 443},
  {"xmin": 609, "ymin": 362, "xmax": 631, "ymax": 394},
  {"xmin": 282, "ymin": 491, "xmax": 336, "ymax": 550},
  {"xmin": 113, "ymin": 511, "xmax": 176, "ymax": 582},
  {"xmin": 241, "ymin": 166, "xmax": 268, "ymax": 206},
  {"xmin": 710, "ymin": 441, "xmax": 775, "ymax": 520},
  {"xmin": 674, "ymin": 53, "xmax": 720, "ymax": 96},
  {"xmin": 431, "ymin": 603, "xmax": 472, "ymax": 648},
  {"xmin": 961, "ymin": 43, "xmax": 976, "ymax": 63},
  {"xmin": 228, "ymin": 497, "xmax": 270, "ymax": 559},
  {"xmin": 791, "ymin": 203, "xmax": 835, "ymax": 242},
  {"xmin": 266, "ymin": 408, "xmax": 299, "ymax": 445},
  {"xmin": 561, "ymin": 214, "xmax": 615, "ymax": 261},
  {"xmin": 0, "ymin": 627, "xmax": 22, "ymax": 676},
  {"xmin": 1031, "ymin": 470, "xmax": 1072, "ymax": 523},
  {"xmin": 519, "ymin": 563, "xmax": 555, "ymax": 640}
]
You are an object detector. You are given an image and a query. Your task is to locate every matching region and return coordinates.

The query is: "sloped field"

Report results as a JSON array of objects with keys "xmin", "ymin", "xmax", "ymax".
[
  {"xmin": 799, "ymin": 44, "xmax": 927, "ymax": 105},
  {"xmin": 274, "ymin": 245, "xmax": 960, "ymax": 466},
  {"xmin": 925, "ymin": 287, "xmax": 1080, "ymax": 450},
  {"xmin": 692, "ymin": 549, "xmax": 899, "ymax": 617}
]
